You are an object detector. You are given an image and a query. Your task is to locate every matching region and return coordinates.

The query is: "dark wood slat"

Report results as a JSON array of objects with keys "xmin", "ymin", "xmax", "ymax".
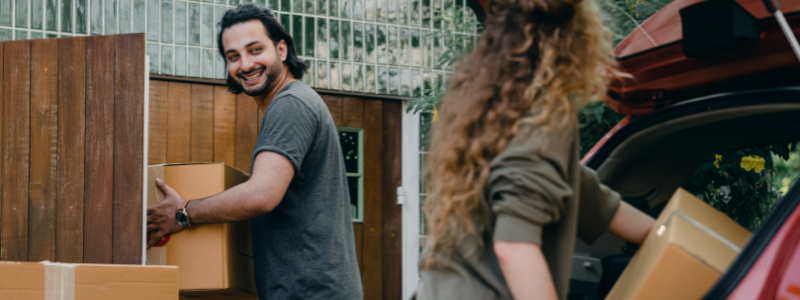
[
  {"xmin": 353, "ymin": 223, "xmax": 364, "ymax": 281},
  {"xmin": 112, "ymin": 33, "xmax": 145, "ymax": 264},
  {"xmin": 1, "ymin": 40, "xmax": 31, "ymax": 261},
  {"xmin": 213, "ymin": 86, "xmax": 236, "ymax": 166},
  {"xmin": 362, "ymin": 99, "xmax": 384, "ymax": 300},
  {"xmin": 56, "ymin": 37, "xmax": 86, "ymax": 263},
  {"xmin": 321, "ymin": 94, "xmax": 343, "ymax": 127},
  {"xmin": 235, "ymin": 94, "xmax": 258, "ymax": 173},
  {"xmin": 0, "ymin": 43, "xmax": 4, "ymax": 260},
  {"xmin": 342, "ymin": 97, "xmax": 364, "ymax": 128},
  {"xmin": 28, "ymin": 38, "xmax": 59, "ymax": 262},
  {"xmin": 148, "ymin": 80, "xmax": 169, "ymax": 165},
  {"xmin": 166, "ymin": 82, "xmax": 192, "ymax": 164},
  {"xmin": 84, "ymin": 35, "xmax": 115, "ymax": 264},
  {"xmin": 382, "ymin": 101, "xmax": 403, "ymax": 300},
  {"xmin": 190, "ymin": 84, "xmax": 214, "ymax": 162}
]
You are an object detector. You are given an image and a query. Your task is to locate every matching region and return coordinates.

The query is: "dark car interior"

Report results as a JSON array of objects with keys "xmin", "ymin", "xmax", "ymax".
[{"xmin": 567, "ymin": 88, "xmax": 800, "ymax": 300}]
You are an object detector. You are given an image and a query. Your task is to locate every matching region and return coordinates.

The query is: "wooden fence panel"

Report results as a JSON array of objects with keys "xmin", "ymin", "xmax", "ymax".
[
  {"xmin": 0, "ymin": 33, "xmax": 146, "ymax": 264},
  {"xmin": 28, "ymin": 38, "xmax": 59, "ymax": 262},
  {"xmin": 191, "ymin": 84, "xmax": 214, "ymax": 162},
  {"xmin": 0, "ymin": 43, "xmax": 3, "ymax": 263},
  {"xmin": 84, "ymin": 35, "xmax": 116, "ymax": 264},
  {"xmin": 148, "ymin": 81, "xmax": 169, "ymax": 165},
  {"xmin": 1, "ymin": 40, "xmax": 31, "ymax": 262},
  {"xmin": 56, "ymin": 37, "xmax": 86, "ymax": 263},
  {"xmin": 167, "ymin": 82, "xmax": 192, "ymax": 164},
  {"xmin": 213, "ymin": 86, "xmax": 236, "ymax": 165}
]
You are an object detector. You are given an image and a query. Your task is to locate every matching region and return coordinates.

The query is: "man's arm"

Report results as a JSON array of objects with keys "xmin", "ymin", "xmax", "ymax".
[{"xmin": 146, "ymin": 151, "xmax": 294, "ymax": 248}]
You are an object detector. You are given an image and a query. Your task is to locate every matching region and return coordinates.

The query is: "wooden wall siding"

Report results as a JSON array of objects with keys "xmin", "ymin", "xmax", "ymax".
[
  {"xmin": 381, "ymin": 101, "xmax": 403, "ymax": 300},
  {"xmin": 145, "ymin": 81, "xmax": 253, "ymax": 171},
  {"xmin": 235, "ymin": 94, "xmax": 258, "ymax": 173},
  {"xmin": 0, "ymin": 33, "xmax": 146, "ymax": 264},
  {"xmin": 213, "ymin": 86, "xmax": 236, "ymax": 165},
  {"xmin": 362, "ymin": 99, "xmax": 385, "ymax": 300},
  {"xmin": 145, "ymin": 81, "xmax": 404, "ymax": 299}
]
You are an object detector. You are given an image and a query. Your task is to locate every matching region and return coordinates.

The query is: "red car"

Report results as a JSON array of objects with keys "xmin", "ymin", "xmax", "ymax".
[{"xmin": 468, "ymin": 0, "xmax": 800, "ymax": 298}]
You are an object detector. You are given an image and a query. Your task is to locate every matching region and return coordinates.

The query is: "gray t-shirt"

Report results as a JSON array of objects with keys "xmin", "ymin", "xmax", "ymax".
[{"xmin": 250, "ymin": 81, "xmax": 363, "ymax": 300}]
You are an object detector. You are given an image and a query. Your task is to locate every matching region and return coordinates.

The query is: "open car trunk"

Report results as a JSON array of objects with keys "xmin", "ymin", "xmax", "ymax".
[{"xmin": 572, "ymin": 87, "xmax": 800, "ymax": 298}]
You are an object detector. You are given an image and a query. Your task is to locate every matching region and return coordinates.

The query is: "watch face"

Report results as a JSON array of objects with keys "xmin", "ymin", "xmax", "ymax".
[{"xmin": 176, "ymin": 211, "xmax": 189, "ymax": 227}]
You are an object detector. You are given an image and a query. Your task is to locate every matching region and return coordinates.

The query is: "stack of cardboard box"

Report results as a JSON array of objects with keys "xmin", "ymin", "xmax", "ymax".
[
  {"xmin": 147, "ymin": 163, "xmax": 257, "ymax": 300},
  {"xmin": 606, "ymin": 188, "xmax": 752, "ymax": 300},
  {"xmin": 0, "ymin": 261, "xmax": 179, "ymax": 299}
]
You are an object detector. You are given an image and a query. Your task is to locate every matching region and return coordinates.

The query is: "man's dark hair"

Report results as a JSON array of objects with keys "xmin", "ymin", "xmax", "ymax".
[{"xmin": 217, "ymin": 3, "xmax": 307, "ymax": 95}]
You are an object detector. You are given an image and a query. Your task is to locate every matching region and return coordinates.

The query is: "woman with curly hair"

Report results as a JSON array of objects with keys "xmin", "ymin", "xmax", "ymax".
[{"xmin": 415, "ymin": 0, "xmax": 655, "ymax": 299}]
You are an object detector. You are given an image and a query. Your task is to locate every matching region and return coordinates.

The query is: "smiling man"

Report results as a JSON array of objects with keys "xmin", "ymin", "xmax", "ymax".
[{"xmin": 145, "ymin": 4, "xmax": 363, "ymax": 299}]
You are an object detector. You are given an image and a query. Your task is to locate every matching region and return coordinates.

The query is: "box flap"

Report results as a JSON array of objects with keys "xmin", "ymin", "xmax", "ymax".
[{"xmin": 654, "ymin": 189, "xmax": 751, "ymax": 247}]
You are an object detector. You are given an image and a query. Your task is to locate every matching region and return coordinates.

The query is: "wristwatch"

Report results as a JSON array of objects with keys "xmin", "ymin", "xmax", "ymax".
[{"xmin": 175, "ymin": 199, "xmax": 192, "ymax": 227}]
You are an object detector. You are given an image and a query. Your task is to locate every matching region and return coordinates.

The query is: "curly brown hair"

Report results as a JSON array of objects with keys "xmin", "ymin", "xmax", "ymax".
[{"xmin": 422, "ymin": 0, "xmax": 621, "ymax": 267}]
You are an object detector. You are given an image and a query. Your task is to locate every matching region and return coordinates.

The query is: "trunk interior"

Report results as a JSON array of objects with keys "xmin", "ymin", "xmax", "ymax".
[{"xmin": 572, "ymin": 87, "xmax": 800, "ymax": 299}]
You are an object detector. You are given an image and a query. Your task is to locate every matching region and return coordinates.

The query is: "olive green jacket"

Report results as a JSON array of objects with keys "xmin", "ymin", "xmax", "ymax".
[{"xmin": 415, "ymin": 123, "xmax": 621, "ymax": 300}]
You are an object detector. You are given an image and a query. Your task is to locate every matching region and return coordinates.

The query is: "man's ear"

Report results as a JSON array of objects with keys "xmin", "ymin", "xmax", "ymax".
[{"xmin": 278, "ymin": 40, "xmax": 288, "ymax": 62}]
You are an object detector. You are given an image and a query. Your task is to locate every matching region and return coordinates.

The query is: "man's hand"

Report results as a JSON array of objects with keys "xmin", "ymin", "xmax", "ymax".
[{"xmin": 146, "ymin": 178, "xmax": 187, "ymax": 248}]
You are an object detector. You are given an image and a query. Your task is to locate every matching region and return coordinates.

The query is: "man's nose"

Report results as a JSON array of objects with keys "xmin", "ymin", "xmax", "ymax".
[{"xmin": 240, "ymin": 55, "xmax": 255, "ymax": 72}]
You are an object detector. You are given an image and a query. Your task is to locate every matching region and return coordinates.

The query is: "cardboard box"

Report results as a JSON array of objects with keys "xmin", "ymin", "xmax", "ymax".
[
  {"xmin": 146, "ymin": 162, "xmax": 256, "ymax": 298},
  {"xmin": 605, "ymin": 188, "xmax": 751, "ymax": 300},
  {"xmin": 0, "ymin": 261, "xmax": 178, "ymax": 300}
]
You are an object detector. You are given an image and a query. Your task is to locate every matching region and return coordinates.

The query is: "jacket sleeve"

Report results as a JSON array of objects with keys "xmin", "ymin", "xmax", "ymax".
[
  {"xmin": 489, "ymin": 127, "xmax": 574, "ymax": 245},
  {"xmin": 576, "ymin": 164, "xmax": 621, "ymax": 244}
]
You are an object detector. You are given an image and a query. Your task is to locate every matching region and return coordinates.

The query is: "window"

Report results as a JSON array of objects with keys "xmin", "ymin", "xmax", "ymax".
[
  {"xmin": 338, "ymin": 128, "xmax": 364, "ymax": 222},
  {"xmin": 684, "ymin": 141, "xmax": 800, "ymax": 231}
]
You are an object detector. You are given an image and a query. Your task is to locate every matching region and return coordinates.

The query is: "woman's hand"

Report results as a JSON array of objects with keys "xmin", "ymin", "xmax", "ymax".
[{"xmin": 494, "ymin": 241, "xmax": 559, "ymax": 300}]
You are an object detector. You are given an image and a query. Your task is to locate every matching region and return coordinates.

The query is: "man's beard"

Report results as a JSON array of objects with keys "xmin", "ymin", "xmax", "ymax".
[{"xmin": 235, "ymin": 58, "xmax": 283, "ymax": 97}]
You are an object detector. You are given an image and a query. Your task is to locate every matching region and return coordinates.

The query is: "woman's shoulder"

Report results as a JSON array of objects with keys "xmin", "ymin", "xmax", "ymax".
[{"xmin": 492, "ymin": 122, "xmax": 578, "ymax": 169}]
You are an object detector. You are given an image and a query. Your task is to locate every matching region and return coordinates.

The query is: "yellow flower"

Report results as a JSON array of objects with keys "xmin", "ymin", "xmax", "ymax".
[
  {"xmin": 740, "ymin": 155, "xmax": 766, "ymax": 173},
  {"xmin": 714, "ymin": 160, "xmax": 720, "ymax": 169},
  {"xmin": 432, "ymin": 109, "xmax": 438, "ymax": 122},
  {"xmin": 714, "ymin": 154, "xmax": 722, "ymax": 169},
  {"xmin": 741, "ymin": 156, "xmax": 755, "ymax": 171},
  {"xmin": 753, "ymin": 156, "xmax": 765, "ymax": 173}
]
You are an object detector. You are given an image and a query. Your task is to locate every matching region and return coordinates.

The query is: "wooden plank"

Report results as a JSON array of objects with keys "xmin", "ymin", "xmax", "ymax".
[
  {"xmin": 321, "ymin": 94, "xmax": 343, "ymax": 127},
  {"xmin": 56, "ymin": 37, "xmax": 86, "ymax": 263},
  {"xmin": 28, "ymin": 38, "xmax": 59, "ymax": 262},
  {"xmin": 112, "ymin": 33, "xmax": 145, "ymax": 264},
  {"xmin": 361, "ymin": 99, "xmax": 384, "ymax": 300},
  {"xmin": 190, "ymin": 84, "xmax": 214, "ymax": 162},
  {"xmin": 84, "ymin": 35, "xmax": 115, "ymax": 264},
  {"xmin": 353, "ymin": 223, "xmax": 364, "ymax": 281},
  {"xmin": 166, "ymin": 82, "xmax": 192, "ymax": 164},
  {"xmin": 213, "ymin": 86, "xmax": 236, "ymax": 166},
  {"xmin": 234, "ymin": 94, "xmax": 258, "ymax": 173},
  {"xmin": 148, "ymin": 80, "xmax": 169, "ymax": 165},
  {"xmin": 342, "ymin": 97, "xmax": 364, "ymax": 128},
  {"xmin": 381, "ymin": 101, "xmax": 402, "ymax": 300},
  {"xmin": 1, "ymin": 40, "xmax": 31, "ymax": 261},
  {"xmin": 0, "ymin": 43, "xmax": 4, "ymax": 261}
]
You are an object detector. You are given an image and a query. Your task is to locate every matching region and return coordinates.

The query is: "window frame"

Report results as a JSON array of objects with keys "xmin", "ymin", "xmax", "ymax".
[{"xmin": 338, "ymin": 127, "xmax": 365, "ymax": 223}]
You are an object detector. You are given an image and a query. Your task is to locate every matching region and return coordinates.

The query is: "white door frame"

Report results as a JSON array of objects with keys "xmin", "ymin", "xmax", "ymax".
[{"xmin": 401, "ymin": 101, "xmax": 421, "ymax": 300}]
